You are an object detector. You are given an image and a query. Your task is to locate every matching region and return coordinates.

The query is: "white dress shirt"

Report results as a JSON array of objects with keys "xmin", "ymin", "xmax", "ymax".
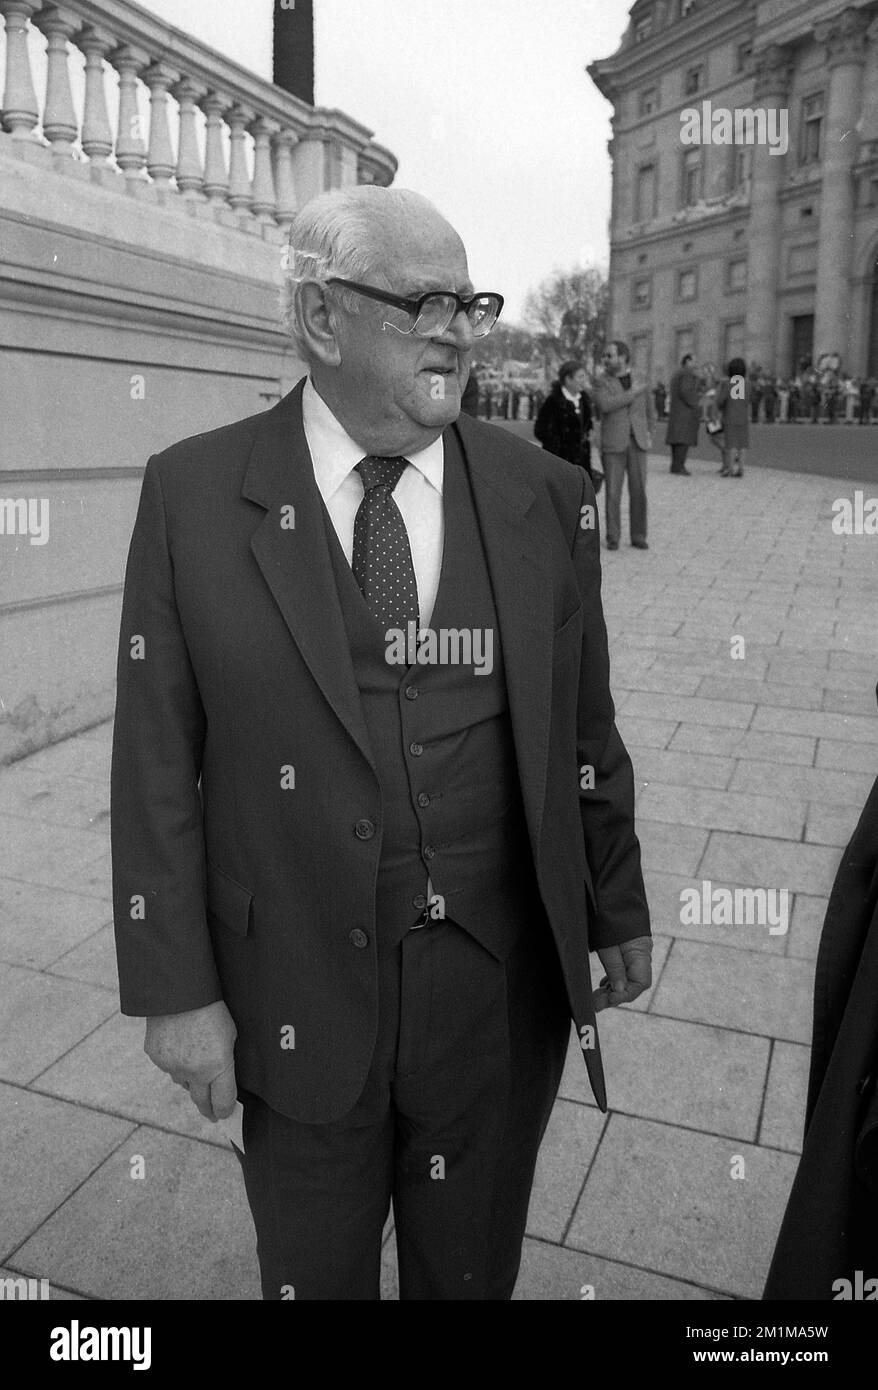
[{"xmin": 302, "ymin": 375, "xmax": 445, "ymax": 628}]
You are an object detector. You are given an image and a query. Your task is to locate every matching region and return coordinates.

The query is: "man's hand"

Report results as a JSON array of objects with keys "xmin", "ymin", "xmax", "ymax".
[
  {"xmin": 144, "ymin": 1000, "xmax": 238, "ymax": 1121},
  {"xmin": 593, "ymin": 936, "xmax": 653, "ymax": 1013}
]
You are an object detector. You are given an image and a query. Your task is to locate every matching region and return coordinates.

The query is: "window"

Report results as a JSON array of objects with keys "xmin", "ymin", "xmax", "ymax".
[
  {"xmin": 723, "ymin": 321, "xmax": 746, "ymax": 363},
  {"xmin": 636, "ymin": 162, "xmax": 657, "ymax": 220},
  {"xmin": 637, "ymin": 252, "xmax": 649, "ymax": 265},
  {"xmin": 799, "ymin": 93, "xmax": 824, "ymax": 166},
  {"xmin": 632, "ymin": 333, "xmax": 653, "ymax": 380},
  {"xmin": 681, "ymin": 148, "xmax": 703, "ymax": 206},
  {"xmin": 632, "ymin": 276, "xmax": 653, "ymax": 310},
  {"xmin": 639, "ymin": 86, "xmax": 658, "ymax": 117},
  {"xmin": 635, "ymin": 13, "xmax": 654, "ymax": 43},
  {"xmin": 727, "ymin": 258, "xmax": 747, "ymax": 292},
  {"xmin": 675, "ymin": 326, "xmax": 696, "ymax": 362},
  {"xmin": 681, "ymin": 0, "xmax": 698, "ymax": 15},
  {"xmin": 736, "ymin": 41, "xmax": 753, "ymax": 72},
  {"xmin": 731, "ymin": 146, "xmax": 750, "ymax": 190},
  {"xmin": 684, "ymin": 64, "xmax": 704, "ymax": 96},
  {"xmin": 678, "ymin": 269, "xmax": 697, "ymax": 301}
]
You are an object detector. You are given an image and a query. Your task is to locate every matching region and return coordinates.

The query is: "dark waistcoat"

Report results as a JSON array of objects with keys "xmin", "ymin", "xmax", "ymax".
[{"xmin": 321, "ymin": 426, "xmax": 544, "ymax": 959}]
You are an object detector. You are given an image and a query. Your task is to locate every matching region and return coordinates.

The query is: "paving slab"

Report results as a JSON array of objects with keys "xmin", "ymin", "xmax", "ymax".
[
  {"xmin": 565, "ymin": 1114, "xmax": 799, "ymax": 1299},
  {"xmin": 786, "ymin": 895, "xmax": 830, "ymax": 962},
  {"xmin": 525, "ymin": 1099, "xmax": 605, "ymax": 1243},
  {"xmin": 11, "ymin": 1125, "xmax": 261, "ymax": 1300},
  {"xmin": 629, "ymin": 748, "xmax": 735, "ymax": 792},
  {"xmin": 698, "ymin": 831, "xmax": 843, "ymax": 898},
  {"xmin": 670, "ymin": 726, "xmax": 816, "ymax": 765},
  {"xmin": 759, "ymin": 1042, "xmax": 810, "ymax": 1154},
  {"xmin": 0, "ymin": 1267, "xmax": 84, "ymax": 1300},
  {"xmin": 638, "ymin": 782, "xmax": 806, "ymax": 841},
  {"xmin": 0, "ymin": 879, "xmax": 111, "ymax": 970},
  {"xmin": 636, "ymin": 820, "xmax": 709, "ymax": 876},
  {"xmin": 0, "ymin": 965, "xmax": 118, "ymax": 1084},
  {"xmin": 560, "ymin": 1007, "xmax": 769, "ymax": 1142},
  {"xmin": 0, "ymin": 815, "xmax": 109, "ymax": 894},
  {"xmin": 0, "ymin": 1083, "xmax": 133, "ymax": 1263},
  {"xmin": 650, "ymin": 940, "xmax": 815, "ymax": 1044},
  {"xmin": 0, "ymin": 766, "xmax": 111, "ymax": 834},
  {"xmin": 642, "ymin": 872, "xmax": 788, "ymax": 954},
  {"xmin": 46, "ymin": 926, "xmax": 119, "ymax": 991}
]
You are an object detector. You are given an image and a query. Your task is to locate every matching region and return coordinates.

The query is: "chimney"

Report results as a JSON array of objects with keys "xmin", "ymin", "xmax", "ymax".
[{"xmin": 273, "ymin": 0, "xmax": 315, "ymax": 106}]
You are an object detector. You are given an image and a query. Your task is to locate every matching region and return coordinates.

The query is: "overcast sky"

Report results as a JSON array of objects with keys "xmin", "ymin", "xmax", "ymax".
[{"xmin": 138, "ymin": 0, "xmax": 632, "ymax": 321}]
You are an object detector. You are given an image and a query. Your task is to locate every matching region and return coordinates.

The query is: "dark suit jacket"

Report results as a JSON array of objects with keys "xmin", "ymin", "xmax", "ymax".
[
  {"xmin": 111, "ymin": 379, "xmax": 650, "ymax": 1124},
  {"xmin": 763, "ymin": 749, "xmax": 878, "ymax": 1299},
  {"xmin": 533, "ymin": 383, "xmax": 593, "ymax": 467}
]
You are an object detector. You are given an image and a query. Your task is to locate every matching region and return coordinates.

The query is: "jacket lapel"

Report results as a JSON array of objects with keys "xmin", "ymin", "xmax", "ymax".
[
  {"xmin": 453, "ymin": 415, "xmax": 555, "ymax": 854},
  {"xmin": 242, "ymin": 380, "xmax": 376, "ymax": 770}
]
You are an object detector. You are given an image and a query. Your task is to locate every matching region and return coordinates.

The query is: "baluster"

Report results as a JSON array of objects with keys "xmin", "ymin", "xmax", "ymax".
[
  {"xmin": 227, "ymin": 104, "xmax": 254, "ymax": 211},
  {"xmin": 142, "ymin": 61, "xmax": 179, "ymax": 189},
  {"xmin": 111, "ymin": 44, "xmax": 148, "ymax": 181},
  {"xmin": 200, "ymin": 90, "xmax": 229, "ymax": 203},
  {"xmin": 0, "ymin": 0, "xmax": 40, "ymax": 139},
  {"xmin": 249, "ymin": 115, "xmax": 278, "ymax": 223},
  {"xmin": 33, "ymin": 5, "xmax": 79, "ymax": 156},
  {"xmin": 272, "ymin": 128, "xmax": 297, "ymax": 228},
  {"xmin": 173, "ymin": 77, "xmax": 205, "ymax": 197},
  {"xmin": 77, "ymin": 25, "xmax": 114, "ymax": 164}
]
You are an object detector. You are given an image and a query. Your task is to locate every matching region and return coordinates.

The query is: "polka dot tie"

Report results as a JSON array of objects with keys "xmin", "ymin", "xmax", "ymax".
[{"xmin": 352, "ymin": 456, "xmax": 419, "ymax": 630}]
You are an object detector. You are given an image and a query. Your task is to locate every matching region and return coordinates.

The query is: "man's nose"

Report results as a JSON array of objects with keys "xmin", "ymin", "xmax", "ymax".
[{"xmin": 437, "ymin": 308, "xmax": 474, "ymax": 351}]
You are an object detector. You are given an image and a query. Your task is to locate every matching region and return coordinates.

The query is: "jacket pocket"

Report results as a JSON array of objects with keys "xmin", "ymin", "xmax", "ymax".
[{"xmin": 206, "ymin": 862, "xmax": 253, "ymax": 937}]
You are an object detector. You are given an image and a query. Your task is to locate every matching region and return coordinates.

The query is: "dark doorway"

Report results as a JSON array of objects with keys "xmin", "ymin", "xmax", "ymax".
[
  {"xmin": 869, "ymin": 262, "xmax": 878, "ymax": 376},
  {"xmin": 790, "ymin": 314, "xmax": 814, "ymax": 374}
]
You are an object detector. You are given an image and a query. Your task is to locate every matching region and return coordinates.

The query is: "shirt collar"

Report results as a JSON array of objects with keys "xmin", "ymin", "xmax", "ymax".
[
  {"xmin": 302, "ymin": 375, "xmax": 444, "ymax": 502},
  {"xmin": 561, "ymin": 385, "xmax": 581, "ymax": 405}
]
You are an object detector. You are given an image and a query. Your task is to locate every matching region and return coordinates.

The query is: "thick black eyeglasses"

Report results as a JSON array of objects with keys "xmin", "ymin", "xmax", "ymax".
[{"xmin": 325, "ymin": 277, "xmax": 504, "ymax": 338}]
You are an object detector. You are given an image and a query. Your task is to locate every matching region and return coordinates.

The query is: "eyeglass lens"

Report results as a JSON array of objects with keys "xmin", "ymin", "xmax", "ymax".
[{"xmin": 412, "ymin": 294, "xmax": 500, "ymax": 338}]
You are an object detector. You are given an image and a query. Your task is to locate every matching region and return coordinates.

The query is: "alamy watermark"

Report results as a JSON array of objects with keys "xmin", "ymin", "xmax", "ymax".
[
  {"xmin": 0, "ymin": 497, "xmax": 50, "ymax": 546},
  {"xmin": 385, "ymin": 622, "xmax": 494, "ymax": 675},
  {"xmin": 680, "ymin": 101, "xmax": 788, "ymax": 157},
  {"xmin": 680, "ymin": 880, "xmax": 789, "ymax": 935}
]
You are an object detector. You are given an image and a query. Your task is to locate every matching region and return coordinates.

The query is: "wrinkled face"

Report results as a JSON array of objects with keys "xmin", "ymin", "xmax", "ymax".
[{"xmin": 324, "ymin": 210, "xmax": 476, "ymax": 454}]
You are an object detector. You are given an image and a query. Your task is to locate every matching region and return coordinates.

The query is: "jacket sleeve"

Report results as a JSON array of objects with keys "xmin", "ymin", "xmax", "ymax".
[
  {"xmin": 592, "ymin": 381, "xmax": 638, "ymax": 416},
  {"xmin": 534, "ymin": 398, "xmax": 559, "ymax": 454},
  {"xmin": 571, "ymin": 472, "xmax": 651, "ymax": 949},
  {"xmin": 111, "ymin": 456, "xmax": 223, "ymax": 1017}
]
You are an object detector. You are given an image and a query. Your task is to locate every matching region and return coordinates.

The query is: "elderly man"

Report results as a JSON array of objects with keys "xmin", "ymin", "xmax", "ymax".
[{"xmin": 111, "ymin": 186, "xmax": 651, "ymax": 1302}]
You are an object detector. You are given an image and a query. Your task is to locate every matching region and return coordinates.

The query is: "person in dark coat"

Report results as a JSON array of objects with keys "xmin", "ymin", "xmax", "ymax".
[
  {"xmin": 763, "ymin": 720, "xmax": 878, "ymax": 1300},
  {"xmin": 713, "ymin": 357, "xmax": 750, "ymax": 477},
  {"xmin": 533, "ymin": 360, "xmax": 601, "ymax": 492},
  {"xmin": 653, "ymin": 381, "xmax": 667, "ymax": 419},
  {"xmin": 664, "ymin": 354, "xmax": 702, "ymax": 475}
]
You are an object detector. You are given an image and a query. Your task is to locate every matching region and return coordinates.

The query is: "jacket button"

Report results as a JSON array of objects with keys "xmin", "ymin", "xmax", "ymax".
[
  {"xmin": 413, "ymin": 893, "xmax": 427, "ymax": 910},
  {"xmin": 354, "ymin": 819, "xmax": 375, "ymax": 840},
  {"xmin": 405, "ymin": 685, "xmax": 419, "ymax": 700},
  {"xmin": 423, "ymin": 845, "xmax": 435, "ymax": 860},
  {"xmin": 409, "ymin": 742, "xmax": 423, "ymax": 757},
  {"xmin": 349, "ymin": 928, "xmax": 369, "ymax": 949},
  {"xmin": 417, "ymin": 792, "xmax": 431, "ymax": 808}
]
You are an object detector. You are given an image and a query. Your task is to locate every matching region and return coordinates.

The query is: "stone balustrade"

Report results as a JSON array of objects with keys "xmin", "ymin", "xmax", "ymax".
[{"xmin": 0, "ymin": 0, "xmax": 397, "ymax": 231}]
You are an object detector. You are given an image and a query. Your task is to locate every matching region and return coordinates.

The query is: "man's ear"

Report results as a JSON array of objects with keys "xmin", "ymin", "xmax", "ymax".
[{"xmin": 297, "ymin": 281, "xmax": 342, "ymax": 367}]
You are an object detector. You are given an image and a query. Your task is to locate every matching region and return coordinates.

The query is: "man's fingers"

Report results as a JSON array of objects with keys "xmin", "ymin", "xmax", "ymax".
[
  {"xmin": 210, "ymin": 1063, "xmax": 238, "ymax": 1120},
  {"xmin": 187, "ymin": 1081, "xmax": 216, "ymax": 1120}
]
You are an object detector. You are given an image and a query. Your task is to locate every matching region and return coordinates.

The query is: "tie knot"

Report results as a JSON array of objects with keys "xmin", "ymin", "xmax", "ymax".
[{"xmin": 356, "ymin": 455, "xmax": 409, "ymax": 493}]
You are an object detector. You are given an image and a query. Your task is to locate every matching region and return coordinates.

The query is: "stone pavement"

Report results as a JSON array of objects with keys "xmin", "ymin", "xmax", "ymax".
[{"xmin": 1, "ymin": 451, "xmax": 876, "ymax": 1301}]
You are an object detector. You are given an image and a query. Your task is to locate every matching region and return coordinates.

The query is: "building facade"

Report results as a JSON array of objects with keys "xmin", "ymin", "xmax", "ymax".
[{"xmin": 588, "ymin": 0, "xmax": 878, "ymax": 383}]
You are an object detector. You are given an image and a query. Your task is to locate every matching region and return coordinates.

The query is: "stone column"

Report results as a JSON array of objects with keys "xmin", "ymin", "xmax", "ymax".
[
  {"xmin": 0, "ymin": 0, "xmax": 41, "ymax": 138},
  {"xmin": 200, "ymin": 91, "xmax": 230, "ymax": 203},
  {"xmin": 34, "ymin": 5, "xmax": 79, "ymax": 156},
  {"xmin": 173, "ymin": 77, "xmax": 206, "ymax": 198},
  {"xmin": 249, "ymin": 114, "xmax": 279, "ymax": 223},
  {"xmin": 227, "ymin": 104, "xmax": 254, "ymax": 211},
  {"xmin": 110, "ymin": 44, "xmax": 148, "ymax": 183},
  {"xmin": 744, "ymin": 44, "xmax": 791, "ymax": 372},
  {"xmin": 271, "ymin": 128, "xmax": 298, "ymax": 227},
  {"xmin": 290, "ymin": 132, "xmax": 325, "ymax": 204},
  {"xmin": 77, "ymin": 25, "xmax": 114, "ymax": 164},
  {"xmin": 812, "ymin": 6, "xmax": 869, "ymax": 365},
  {"xmin": 142, "ymin": 61, "xmax": 179, "ymax": 189}
]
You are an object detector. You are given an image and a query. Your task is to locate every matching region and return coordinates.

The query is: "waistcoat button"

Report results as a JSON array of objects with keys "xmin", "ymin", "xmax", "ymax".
[
  {"xmin": 409, "ymin": 742, "xmax": 423, "ymax": 757},
  {"xmin": 349, "ymin": 928, "xmax": 369, "ymax": 948},
  {"xmin": 405, "ymin": 685, "xmax": 419, "ymax": 700},
  {"xmin": 354, "ymin": 819, "xmax": 375, "ymax": 840},
  {"xmin": 417, "ymin": 792, "xmax": 431, "ymax": 808}
]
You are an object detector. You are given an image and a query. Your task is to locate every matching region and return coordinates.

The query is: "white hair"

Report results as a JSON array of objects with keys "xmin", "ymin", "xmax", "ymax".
[{"xmin": 281, "ymin": 185, "xmax": 444, "ymax": 358}]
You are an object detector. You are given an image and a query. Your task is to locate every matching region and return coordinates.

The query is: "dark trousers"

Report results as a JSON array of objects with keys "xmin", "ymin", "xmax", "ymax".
[
  {"xmin": 669, "ymin": 443, "xmax": 689, "ymax": 473},
  {"xmin": 234, "ymin": 915, "xmax": 571, "ymax": 1300}
]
